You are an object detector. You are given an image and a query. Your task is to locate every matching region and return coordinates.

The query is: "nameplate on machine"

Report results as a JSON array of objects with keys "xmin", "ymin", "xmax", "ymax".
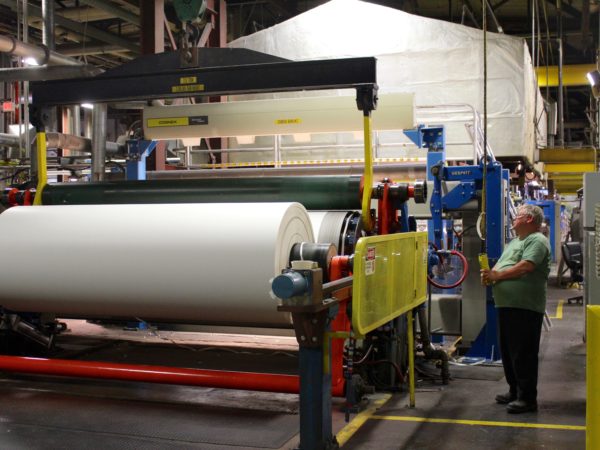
[
  {"xmin": 171, "ymin": 83, "xmax": 205, "ymax": 93},
  {"xmin": 146, "ymin": 116, "xmax": 209, "ymax": 128}
]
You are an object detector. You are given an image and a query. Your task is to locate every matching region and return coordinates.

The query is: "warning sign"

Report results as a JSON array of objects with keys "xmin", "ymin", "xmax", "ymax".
[{"xmin": 365, "ymin": 246, "xmax": 375, "ymax": 275}]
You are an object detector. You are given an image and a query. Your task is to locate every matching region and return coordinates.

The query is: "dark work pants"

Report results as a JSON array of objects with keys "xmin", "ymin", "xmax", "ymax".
[{"xmin": 497, "ymin": 307, "xmax": 544, "ymax": 403}]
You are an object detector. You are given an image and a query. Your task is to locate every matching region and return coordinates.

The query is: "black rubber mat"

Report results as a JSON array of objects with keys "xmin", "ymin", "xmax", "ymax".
[{"xmin": 0, "ymin": 384, "xmax": 298, "ymax": 449}]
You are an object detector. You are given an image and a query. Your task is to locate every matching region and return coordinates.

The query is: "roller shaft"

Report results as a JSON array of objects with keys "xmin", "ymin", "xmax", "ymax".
[{"xmin": 42, "ymin": 176, "xmax": 362, "ymax": 210}]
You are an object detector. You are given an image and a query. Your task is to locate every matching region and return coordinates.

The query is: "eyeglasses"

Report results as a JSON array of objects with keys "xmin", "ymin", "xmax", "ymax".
[{"xmin": 513, "ymin": 214, "xmax": 530, "ymax": 221}]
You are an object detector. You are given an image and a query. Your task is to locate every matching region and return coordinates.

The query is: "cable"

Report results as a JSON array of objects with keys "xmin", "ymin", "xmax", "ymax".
[
  {"xmin": 427, "ymin": 250, "xmax": 469, "ymax": 290},
  {"xmin": 479, "ymin": 0, "xmax": 488, "ymax": 251}
]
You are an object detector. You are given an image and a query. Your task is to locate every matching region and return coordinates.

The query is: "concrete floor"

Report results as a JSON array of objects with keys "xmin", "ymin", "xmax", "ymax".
[
  {"xmin": 340, "ymin": 284, "xmax": 586, "ymax": 450},
  {"xmin": 0, "ymin": 284, "xmax": 586, "ymax": 449}
]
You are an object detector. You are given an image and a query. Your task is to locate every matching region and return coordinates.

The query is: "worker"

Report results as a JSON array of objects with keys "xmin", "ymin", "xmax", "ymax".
[{"xmin": 480, "ymin": 204, "xmax": 551, "ymax": 414}]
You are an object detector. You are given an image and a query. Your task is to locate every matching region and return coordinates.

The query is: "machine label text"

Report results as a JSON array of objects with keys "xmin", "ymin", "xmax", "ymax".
[
  {"xmin": 171, "ymin": 84, "xmax": 205, "ymax": 93},
  {"xmin": 180, "ymin": 76, "xmax": 197, "ymax": 84},
  {"xmin": 275, "ymin": 118, "xmax": 302, "ymax": 125}
]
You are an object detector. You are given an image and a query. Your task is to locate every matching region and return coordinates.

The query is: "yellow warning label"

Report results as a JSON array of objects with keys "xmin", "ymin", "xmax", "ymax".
[
  {"xmin": 180, "ymin": 76, "xmax": 197, "ymax": 84},
  {"xmin": 171, "ymin": 84, "xmax": 205, "ymax": 93},
  {"xmin": 147, "ymin": 117, "xmax": 189, "ymax": 128},
  {"xmin": 275, "ymin": 118, "xmax": 302, "ymax": 125}
]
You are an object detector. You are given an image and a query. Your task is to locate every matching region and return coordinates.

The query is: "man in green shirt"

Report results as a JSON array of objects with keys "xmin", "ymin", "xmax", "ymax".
[{"xmin": 481, "ymin": 204, "xmax": 551, "ymax": 414}]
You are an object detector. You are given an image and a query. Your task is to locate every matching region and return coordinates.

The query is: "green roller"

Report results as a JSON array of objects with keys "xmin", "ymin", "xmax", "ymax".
[{"xmin": 41, "ymin": 176, "xmax": 362, "ymax": 210}]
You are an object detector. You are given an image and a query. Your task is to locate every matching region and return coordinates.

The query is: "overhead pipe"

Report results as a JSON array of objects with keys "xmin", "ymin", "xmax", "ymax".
[
  {"xmin": 46, "ymin": 132, "xmax": 120, "ymax": 154},
  {"xmin": 0, "ymin": 0, "xmax": 140, "ymax": 55},
  {"xmin": 41, "ymin": 0, "xmax": 55, "ymax": 51},
  {"xmin": 0, "ymin": 34, "xmax": 80, "ymax": 66},
  {"xmin": 0, "ymin": 356, "xmax": 346, "ymax": 396},
  {"xmin": 0, "ymin": 64, "xmax": 102, "ymax": 82}
]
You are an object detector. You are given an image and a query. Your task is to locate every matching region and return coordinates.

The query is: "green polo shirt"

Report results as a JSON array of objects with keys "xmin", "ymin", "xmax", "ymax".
[{"xmin": 492, "ymin": 232, "xmax": 551, "ymax": 314}]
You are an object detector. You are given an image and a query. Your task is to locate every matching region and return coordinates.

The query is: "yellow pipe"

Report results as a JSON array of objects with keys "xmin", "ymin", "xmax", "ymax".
[
  {"xmin": 362, "ymin": 114, "xmax": 374, "ymax": 231},
  {"xmin": 536, "ymin": 64, "xmax": 596, "ymax": 87},
  {"xmin": 33, "ymin": 132, "xmax": 47, "ymax": 206},
  {"xmin": 407, "ymin": 310, "xmax": 415, "ymax": 407}
]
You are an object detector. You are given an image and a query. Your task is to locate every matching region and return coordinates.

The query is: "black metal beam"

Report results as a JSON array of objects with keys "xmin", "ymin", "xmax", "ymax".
[
  {"xmin": 491, "ymin": 0, "xmax": 511, "ymax": 11},
  {"xmin": 31, "ymin": 56, "xmax": 377, "ymax": 106},
  {"xmin": 544, "ymin": 0, "xmax": 581, "ymax": 20}
]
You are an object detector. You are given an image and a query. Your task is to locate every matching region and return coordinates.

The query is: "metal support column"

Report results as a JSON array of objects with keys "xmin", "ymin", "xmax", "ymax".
[
  {"xmin": 298, "ymin": 346, "xmax": 333, "ymax": 450},
  {"xmin": 91, "ymin": 103, "xmax": 107, "ymax": 181}
]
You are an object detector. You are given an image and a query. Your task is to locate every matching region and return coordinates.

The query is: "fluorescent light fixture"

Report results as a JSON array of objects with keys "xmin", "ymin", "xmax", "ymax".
[
  {"xmin": 8, "ymin": 123, "xmax": 34, "ymax": 135},
  {"xmin": 81, "ymin": 103, "xmax": 94, "ymax": 110},
  {"xmin": 292, "ymin": 133, "xmax": 312, "ymax": 143},
  {"xmin": 23, "ymin": 57, "xmax": 39, "ymax": 66},
  {"xmin": 587, "ymin": 70, "xmax": 600, "ymax": 99},
  {"xmin": 235, "ymin": 135, "xmax": 255, "ymax": 145}
]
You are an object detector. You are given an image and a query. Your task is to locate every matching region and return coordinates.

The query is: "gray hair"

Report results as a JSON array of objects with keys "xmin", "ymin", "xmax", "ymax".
[{"xmin": 517, "ymin": 204, "xmax": 544, "ymax": 227}]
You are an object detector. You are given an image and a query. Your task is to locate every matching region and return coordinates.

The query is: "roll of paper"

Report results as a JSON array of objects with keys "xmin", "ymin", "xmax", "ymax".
[
  {"xmin": 0, "ymin": 203, "xmax": 314, "ymax": 327},
  {"xmin": 309, "ymin": 211, "xmax": 354, "ymax": 254}
]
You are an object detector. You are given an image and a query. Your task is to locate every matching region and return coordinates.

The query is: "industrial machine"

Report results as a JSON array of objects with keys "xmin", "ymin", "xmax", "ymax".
[
  {"xmin": 0, "ymin": 48, "xmax": 452, "ymax": 450},
  {"xmin": 408, "ymin": 125, "xmax": 510, "ymax": 360},
  {"xmin": 583, "ymin": 173, "xmax": 600, "ymax": 309},
  {"xmin": 526, "ymin": 199, "xmax": 561, "ymax": 263}
]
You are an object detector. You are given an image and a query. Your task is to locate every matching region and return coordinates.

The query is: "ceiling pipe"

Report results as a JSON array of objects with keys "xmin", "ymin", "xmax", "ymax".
[
  {"xmin": 0, "ymin": 35, "xmax": 80, "ymax": 66},
  {"xmin": 42, "ymin": 0, "xmax": 55, "ymax": 51},
  {"xmin": 0, "ymin": 0, "xmax": 140, "ymax": 54},
  {"xmin": 0, "ymin": 65, "xmax": 102, "ymax": 82}
]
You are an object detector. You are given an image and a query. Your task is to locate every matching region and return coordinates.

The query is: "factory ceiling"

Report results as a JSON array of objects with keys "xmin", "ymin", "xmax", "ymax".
[
  {"xmin": 0, "ymin": 1, "xmax": 594, "ymax": 67},
  {"xmin": 0, "ymin": 0, "xmax": 597, "ymax": 193}
]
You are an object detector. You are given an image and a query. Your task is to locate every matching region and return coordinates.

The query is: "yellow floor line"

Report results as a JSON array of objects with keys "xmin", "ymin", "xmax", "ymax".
[
  {"xmin": 336, "ymin": 393, "xmax": 392, "ymax": 446},
  {"xmin": 548, "ymin": 299, "xmax": 564, "ymax": 320},
  {"xmin": 369, "ymin": 414, "xmax": 585, "ymax": 431}
]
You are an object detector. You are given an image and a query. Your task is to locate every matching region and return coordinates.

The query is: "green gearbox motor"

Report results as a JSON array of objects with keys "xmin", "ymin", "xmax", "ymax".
[{"xmin": 174, "ymin": 0, "xmax": 207, "ymax": 23}]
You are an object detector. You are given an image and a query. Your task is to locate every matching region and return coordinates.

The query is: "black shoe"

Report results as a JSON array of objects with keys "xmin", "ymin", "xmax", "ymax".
[
  {"xmin": 507, "ymin": 399, "xmax": 537, "ymax": 414},
  {"xmin": 495, "ymin": 392, "xmax": 517, "ymax": 404}
]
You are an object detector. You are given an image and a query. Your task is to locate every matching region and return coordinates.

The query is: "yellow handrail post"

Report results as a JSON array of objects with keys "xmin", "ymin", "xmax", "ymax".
[
  {"xmin": 33, "ymin": 131, "xmax": 47, "ymax": 206},
  {"xmin": 407, "ymin": 309, "xmax": 416, "ymax": 408},
  {"xmin": 361, "ymin": 113, "xmax": 374, "ymax": 231}
]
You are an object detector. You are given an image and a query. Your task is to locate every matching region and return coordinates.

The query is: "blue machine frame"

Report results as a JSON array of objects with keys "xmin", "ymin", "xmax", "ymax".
[
  {"xmin": 525, "ymin": 199, "xmax": 559, "ymax": 262},
  {"xmin": 406, "ymin": 125, "xmax": 508, "ymax": 359},
  {"xmin": 126, "ymin": 140, "xmax": 157, "ymax": 180}
]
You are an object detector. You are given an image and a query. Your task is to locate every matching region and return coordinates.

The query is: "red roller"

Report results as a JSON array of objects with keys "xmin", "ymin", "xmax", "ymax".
[
  {"xmin": 0, "ymin": 355, "xmax": 346, "ymax": 397},
  {"xmin": 0, "ymin": 356, "xmax": 301, "ymax": 393}
]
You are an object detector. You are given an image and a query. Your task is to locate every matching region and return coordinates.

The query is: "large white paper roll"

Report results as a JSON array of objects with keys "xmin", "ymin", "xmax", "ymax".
[
  {"xmin": 309, "ymin": 211, "xmax": 353, "ymax": 254},
  {"xmin": 0, "ymin": 203, "xmax": 314, "ymax": 327}
]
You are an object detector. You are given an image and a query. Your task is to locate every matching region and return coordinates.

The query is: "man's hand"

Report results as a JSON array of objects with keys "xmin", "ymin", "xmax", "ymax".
[
  {"xmin": 481, "ymin": 260, "xmax": 535, "ymax": 286},
  {"xmin": 480, "ymin": 269, "xmax": 498, "ymax": 286}
]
